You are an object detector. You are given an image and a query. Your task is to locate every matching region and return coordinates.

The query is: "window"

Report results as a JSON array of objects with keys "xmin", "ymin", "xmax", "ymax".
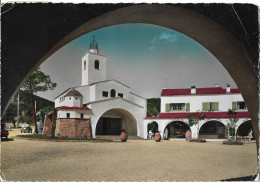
[
  {"xmin": 102, "ymin": 91, "xmax": 108, "ymax": 97},
  {"xmin": 202, "ymin": 102, "xmax": 219, "ymax": 111},
  {"xmin": 84, "ymin": 61, "xmax": 86, "ymax": 70},
  {"xmin": 67, "ymin": 113, "xmax": 70, "ymax": 118},
  {"xmin": 94, "ymin": 60, "xmax": 100, "ymax": 69},
  {"xmin": 81, "ymin": 113, "xmax": 84, "ymax": 118},
  {"xmin": 166, "ymin": 103, "xmax": 185, "ymax": 112},
  {"xmin": 110, "ymin": 89, "xmax": 116, "ymax": 97},
  {"xmin": 233, "ymin": 101, "xmax": 247, "ymax": 110},
  {"xmin": 118, "ymin": 93, "xmax": 123, "ymax": 98}
]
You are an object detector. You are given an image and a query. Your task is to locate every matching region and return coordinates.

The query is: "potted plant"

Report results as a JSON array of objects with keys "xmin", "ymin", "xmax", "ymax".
[
  {"xmin": 154, "ymin": 131, "xmax": 161, "ymax": 142},
  {"xmin": 120, "ymin": 128, "xmax": 128, "ymax": 142}
]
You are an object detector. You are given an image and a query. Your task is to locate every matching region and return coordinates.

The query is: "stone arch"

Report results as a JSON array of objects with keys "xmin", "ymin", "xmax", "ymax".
[
  {"xmin": 199, "ymin": 120, "xmax": 228, "ymax": 139},
  {"xmin": 2, "ymin": 4, "xmax": 258, "ymax": 149}
]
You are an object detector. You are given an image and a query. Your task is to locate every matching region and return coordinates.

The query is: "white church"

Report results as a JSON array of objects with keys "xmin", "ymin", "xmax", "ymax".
[
  {"xmin": 44, "ymin": 36, "xmax": 252, "ymax": 140},
  {"xmin": 53, "ymin": 37, "xmax": 147, "ymax": 138}
]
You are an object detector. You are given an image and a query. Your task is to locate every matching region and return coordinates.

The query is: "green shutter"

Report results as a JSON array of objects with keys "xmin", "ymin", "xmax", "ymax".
[
  {"xmin": 212, "ymin": 102, "xmax": 219, "ymax": 111},
  {"xmin": 166, "ymin": 103, "xmax": 170, "ymax": 112},
  {"xmin": 232, "ymin": 102, "xmax": 237, "ymax": 110},
  {"xmin": 186, "ymin": 103, "xmax": 190, "ymax": 111},
  {"xmin": 202, "ymin": 102, "xmax": 210, "ymax": 111}
]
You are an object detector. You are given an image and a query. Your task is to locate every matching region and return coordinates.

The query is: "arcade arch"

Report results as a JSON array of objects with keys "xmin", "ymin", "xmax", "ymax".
[{"xmin": 199, "ymin": 120, "xmax": 228, "ymax": 139}]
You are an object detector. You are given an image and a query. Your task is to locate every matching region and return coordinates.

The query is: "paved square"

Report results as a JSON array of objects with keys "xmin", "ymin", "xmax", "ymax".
[{"xmin": 1, "ymin": 130, "xmax": 257, "ymax": 181}]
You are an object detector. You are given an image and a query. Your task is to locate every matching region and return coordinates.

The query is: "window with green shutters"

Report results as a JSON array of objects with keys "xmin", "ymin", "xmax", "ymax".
[
  {"xmin": 202, "ymin": 102, "xmax": 210, "ymax": 111},
  {"xmin": 186, "ymin": 103, "xmax": 190, "ymax": 111},
  {"xmin": 232, "ymin": 102, "xmax": 237, "ymax": 110},
  {"xmin": 202, "ymin": 102, "xmax": 219, "ymax": 111},
  {"xmin": 211, "ymin": 102, "xmax": 219, "ymax": 111},
  {"xmin": 165, "ymin": 103, "xmax": 170, "ymax": 112}
]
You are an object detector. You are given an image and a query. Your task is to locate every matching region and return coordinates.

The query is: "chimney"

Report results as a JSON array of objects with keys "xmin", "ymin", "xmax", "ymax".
[
  {"xmin": 191, "ymin": 86, "xmax": 196, "ymax": 94},
  {"xmin": 226, "ymin": 84, "xmax": 230, "ymax": 93},
  {"xmin": 214, "ymin": 84, "xmax": 219, "ymax": 87}
]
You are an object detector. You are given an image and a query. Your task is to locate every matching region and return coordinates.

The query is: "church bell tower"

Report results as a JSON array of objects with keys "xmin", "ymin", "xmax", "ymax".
[{"xmin": 81, "ymin": 36, "xmax": 107, "ymax": 86}]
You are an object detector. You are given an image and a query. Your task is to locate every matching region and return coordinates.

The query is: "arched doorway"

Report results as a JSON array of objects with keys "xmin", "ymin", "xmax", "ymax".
[
  {"xmin": 199, "ymin": 120, "xmax": 228, "ymax": 139},
  {"xmin": 165, "ymin": 121, "xmax": 190, "ymax": 139},
  {"xmin": 237, "ymin": 120, "xmax": 255, "ymax": 140},
  {"xmin": 95, "ymin": 108, "xmax": 137, "ymax": 136}
]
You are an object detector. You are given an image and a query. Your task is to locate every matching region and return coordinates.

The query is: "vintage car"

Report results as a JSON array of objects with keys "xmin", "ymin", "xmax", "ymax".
[
  {"xmin": 20, "ymin": 123, "xmax": 32, "ymax": 133},
  {"xmin": 1, "ymin": 129, "xmax": 9, "ymax": 139}
]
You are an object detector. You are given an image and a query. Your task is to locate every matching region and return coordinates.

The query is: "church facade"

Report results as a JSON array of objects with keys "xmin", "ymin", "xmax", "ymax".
[{"xmin": 43, "ymin": 37, "xmax": 147, "ymax": 138}]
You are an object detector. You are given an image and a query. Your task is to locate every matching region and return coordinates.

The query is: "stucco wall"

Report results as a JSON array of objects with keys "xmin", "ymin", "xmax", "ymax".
[
  {"xmin": 57, "ymin": 110, "xmax": 92, "ymax": 119},
  {"xmin": 89, "ymin": 97, "xmax": 146, "ymax": 138},
  {"xmin": 161, "ymin": 93, "xmax": 244, "ymax": 112},
  {"xmin": 82, "ymin": 52, "xmax": 107, "ymax": 85}
]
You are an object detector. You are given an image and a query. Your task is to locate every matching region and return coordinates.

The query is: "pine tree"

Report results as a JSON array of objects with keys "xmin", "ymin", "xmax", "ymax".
[{"xmin": 22, "ymin": 68, "xmax": 56, "ymax": 134}]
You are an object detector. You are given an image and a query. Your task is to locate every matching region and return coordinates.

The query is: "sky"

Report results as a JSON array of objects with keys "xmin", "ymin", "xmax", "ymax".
[{"xmin": 38, "ymin": 23, "xmax": 237, "ymax": 101}]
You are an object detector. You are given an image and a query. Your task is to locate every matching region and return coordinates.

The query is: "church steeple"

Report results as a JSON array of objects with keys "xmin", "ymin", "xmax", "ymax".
[{"xmin": 89, "ymin": 35, "xmax": 98, "ymax": 52}]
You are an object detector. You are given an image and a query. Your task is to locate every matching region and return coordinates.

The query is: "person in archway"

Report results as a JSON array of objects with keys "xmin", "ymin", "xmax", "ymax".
[
  {"xmin": 164, "ymin": 128, "xmax": 169, "ymax": 140},
  {"xmin": 148, "ymin": 130, "xmax": 153, "ymax": 139},
  {"xmin": 249, "ymin": 129, "xmax": 253, "ymax": 142}
]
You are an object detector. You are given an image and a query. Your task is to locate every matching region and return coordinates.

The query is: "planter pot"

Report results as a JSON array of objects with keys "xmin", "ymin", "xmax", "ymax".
[
  {"xmin": 185, "ymin": 130, "xmax": 191, "ymax": 139},
  {"xmin": 154, "ymin": 133, "xmax": 161, "ymax": 142},
  {"xmin": 120, "ymin": 132, "xmax": 128, "ymax": 142}
]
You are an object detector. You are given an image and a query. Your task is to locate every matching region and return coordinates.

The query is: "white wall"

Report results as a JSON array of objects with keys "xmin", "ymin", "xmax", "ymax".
[
  {"xmin": 81, "ymin": 52, "xmax": 107, "ymax": 86},
  {"xmin": 94, "ymin": 80, "xmax": 130, "ymax": 101},
  {"xmin": 129, "ymin": 93, "xmax": 146, "ymax": 109},
  {"xmin": 57, "ymin": 110, "xmax": 91, "ymax": 119},
  {"xmin": 161, "ymin": 93, "xmax": 245, "ymax": 112}
]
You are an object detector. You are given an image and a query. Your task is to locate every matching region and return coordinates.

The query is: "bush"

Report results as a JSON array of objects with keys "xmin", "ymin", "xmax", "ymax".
[
  {"xmin": 190, "ymin": 139, "xmax": 206, "ymax": 143},
  {"xmin": 223, "ymin": 141, "xmax": 243, "ymax": 145}
]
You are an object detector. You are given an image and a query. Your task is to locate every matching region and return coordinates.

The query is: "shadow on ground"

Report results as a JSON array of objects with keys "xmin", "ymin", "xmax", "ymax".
[{"xmin": 221, "ymin": 175, "xmax": 257, "ymax": 181}]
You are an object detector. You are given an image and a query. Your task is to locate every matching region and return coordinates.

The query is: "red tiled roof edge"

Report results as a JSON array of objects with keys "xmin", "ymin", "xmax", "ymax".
[
  {"xmin": 161, "ymin": 87, "xmax": 240, "ymax": 96},
  {"xmin": 145, "ymin": 112, "xmax": 250, "ymax": 119}
]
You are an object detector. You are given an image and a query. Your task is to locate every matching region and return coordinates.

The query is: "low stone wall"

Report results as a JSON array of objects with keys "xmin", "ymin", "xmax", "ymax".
[{"xmin": 59, "ymin": 118, "xmax": 91, "ymax": 138}]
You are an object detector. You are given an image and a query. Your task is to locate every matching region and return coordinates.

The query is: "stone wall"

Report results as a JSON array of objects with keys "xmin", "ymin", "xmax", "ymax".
[
  {"xmin": 42, "ymin": 109, "xmax": 57, "ymax": 137},
  {"xmin": 59, "ymin": 118, "xmax": 91, "ymax": 138}
]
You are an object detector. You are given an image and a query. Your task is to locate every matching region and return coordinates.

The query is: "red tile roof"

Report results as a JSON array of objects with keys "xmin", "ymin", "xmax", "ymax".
[
  {"xmin": 145, "ymin": 111, "xmax": 250, "ymax": 119},
  {"xmin": 65, "ymin": 89, "xmax": 83, "ymax": 97},
  {"xmin": 58, "ymin": 106, "xmax": 90, "ymax": 110},
  {"xmin": 161, "ymin": 87, "xmax": 240, "ymax": 96}
]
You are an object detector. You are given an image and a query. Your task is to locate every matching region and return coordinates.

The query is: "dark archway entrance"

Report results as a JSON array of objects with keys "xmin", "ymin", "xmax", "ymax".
[
  {"xmin": 237, "ymin": 120, "xmax": 255, "ymax": 140},
  {"xmin": 199, "ymin": 121, "xmax": 228, "ymax": 139},
  {"xmin": 165, "ymin": 121, "xmax": 190, "ymax": 139},
  {"xmin": 95, "ymin": 108, "xmax": 137, "ymax": 136}
]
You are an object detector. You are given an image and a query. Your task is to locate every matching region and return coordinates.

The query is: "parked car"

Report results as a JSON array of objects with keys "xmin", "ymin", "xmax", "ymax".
[
  {"xmin": 1, "ymin": 129, "xmax": 9, "ymax": 139},
  {"xmin": 20, "ymin": 123, "xmax": 32, "ymax": 133}
]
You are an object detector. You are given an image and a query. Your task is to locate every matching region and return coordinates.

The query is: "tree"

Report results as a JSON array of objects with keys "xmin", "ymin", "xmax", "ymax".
[
  {"xmin": 226, "ymin": 109, "xmax": 238, "ymax": 140},
  {"xmin": 147, "ymin": 98, "xmax": 160, "ymax": 117},
  {"xmin": 188, "ymin": 111, "xmax": 205, "ymax": 139},
  {"xmin": 22, "ymin": 68, "xmax": 56, "ymax": 134}
]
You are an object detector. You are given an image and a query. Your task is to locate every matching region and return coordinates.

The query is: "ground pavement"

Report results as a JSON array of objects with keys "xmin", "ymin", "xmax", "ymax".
[{"xmin": 1, "ymin": 129, "xmax": 258, "ymax": 181}]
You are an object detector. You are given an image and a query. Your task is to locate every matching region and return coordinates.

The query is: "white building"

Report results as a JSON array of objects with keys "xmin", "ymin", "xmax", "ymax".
[
  {"xmin": 144, "ymin": 85, "xmax": 252, "ymax": 140},
  {"xmin": 54, "ymin": 37, "xmax": 147, "ymax": 138}
]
